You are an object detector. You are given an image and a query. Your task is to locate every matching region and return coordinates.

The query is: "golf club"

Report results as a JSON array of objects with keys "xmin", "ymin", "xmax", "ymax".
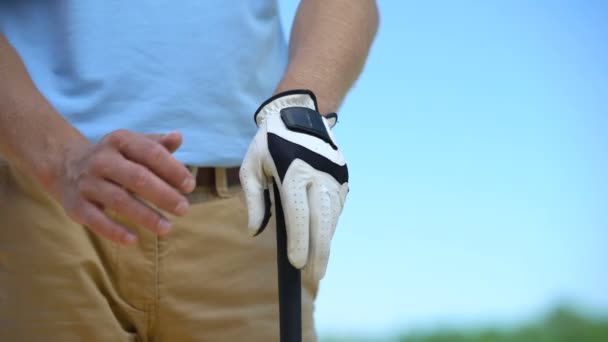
[{"xmin": 274, "ymin": 183, "xmax": 302, "ymax": 342}]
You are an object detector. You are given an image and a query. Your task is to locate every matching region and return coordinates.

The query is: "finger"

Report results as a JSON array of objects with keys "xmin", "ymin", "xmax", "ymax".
[
  {"xmin": 80, "ymin": 179, "xmax": 172, "ymax": 236},
  {"xmin": 67, "ymin": 200, "xmax": 138, "ymax": 245},
  {"xmin": 145, "ymin": 131, "xmax": 183, "ymax": 153},
  {"xmin": 305, "ymin": 182, "xmax": 339, "ymax": 282},
  {"xmin": 281, "ymin": 173, "xmax": 311, "ymax": 269},
  {"xmin": 103, "ymin": 130, "xmax": 194, "ymax": 193},
  {"xmin": 240, "ymin": 142, "xmax": 271, "ymax": 236},
  {"xmin": 159, "ymin": 131, "xmax": 183, "ymax": 153},
  {"xmin": 97, "ymin": 155, "xmax": 189, "ymax": 216}
]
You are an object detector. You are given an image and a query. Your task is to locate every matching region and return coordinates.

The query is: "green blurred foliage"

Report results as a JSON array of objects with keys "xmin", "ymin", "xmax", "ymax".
[{"xmin": 321, "ymin": 305, "xmax": 608, "ymax": 342}]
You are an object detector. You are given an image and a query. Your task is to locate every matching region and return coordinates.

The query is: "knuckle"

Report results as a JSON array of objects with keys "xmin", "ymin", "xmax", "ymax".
[
  {"xmin": 105, "ymin": 130, "xmax": 128, "ymax": 148},
  {"xmin": 89, "ymin": 152, "xmax": 111, "ymax": 173},
  {"xmin": 76, "ymin": 179, "xmax": 95, "ymax": 196},
  {"xmin": 108, "ymin": 190, "xmax": 127, "ymax": 209},
  {"xmin": 131, "ymin": 167, "xmax": 149, "ymax": 187},
  {"xmin": 80, "ymin": 207, "xmax": 96, "ymax": 226},
  {"xmin": 147, "ymin": 144, "xmax": 165, "ymax": 164}
]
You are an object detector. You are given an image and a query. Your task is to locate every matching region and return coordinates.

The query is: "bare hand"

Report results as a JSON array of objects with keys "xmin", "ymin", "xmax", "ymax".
[{"xmin": 49, "ymin": 130, "xmax": 195, "ymax": 245}]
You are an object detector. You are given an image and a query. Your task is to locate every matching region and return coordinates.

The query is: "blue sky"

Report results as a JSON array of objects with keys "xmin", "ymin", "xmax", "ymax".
[{"xmin": 280, "ymin": 0, "xmax": 608, "ymax": 336}]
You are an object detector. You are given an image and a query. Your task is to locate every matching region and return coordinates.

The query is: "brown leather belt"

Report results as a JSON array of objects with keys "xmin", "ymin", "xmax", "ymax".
[{"xmin": 193, "ymin": 167, "xmax": 240, "ymax": 188}]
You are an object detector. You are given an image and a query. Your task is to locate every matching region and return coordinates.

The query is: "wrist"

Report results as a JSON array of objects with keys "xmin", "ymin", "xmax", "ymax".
[
  {"xmin": 274, "ymin": 70, "xmax": 341, "ymax": 114},
  {"xmin": 11, "ymin": 104, "xmax": 91, "ymax": 193},
  {"xmin": 34, "ymin": 132, "xmax": 90, "ymax": 195}
]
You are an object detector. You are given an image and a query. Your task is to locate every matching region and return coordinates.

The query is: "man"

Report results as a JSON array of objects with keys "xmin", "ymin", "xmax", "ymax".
[{"xmin": 0, "ymin": 1, "xmax": 378, "ymax": 341}]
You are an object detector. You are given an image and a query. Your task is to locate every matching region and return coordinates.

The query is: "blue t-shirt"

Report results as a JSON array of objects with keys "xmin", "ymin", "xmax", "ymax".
[{"xmin": 0, "ymin": 1, "xmax": 287, "ymax": 166}]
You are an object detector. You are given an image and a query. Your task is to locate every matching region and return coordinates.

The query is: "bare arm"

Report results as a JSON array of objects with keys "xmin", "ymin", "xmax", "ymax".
[
  {"xmin": 275, "ymin": 0, "xmax": 379, "ymax": 113},
  {"xmin": 0, "ymin": 34, "xmax": 85, "ymax": 188}
]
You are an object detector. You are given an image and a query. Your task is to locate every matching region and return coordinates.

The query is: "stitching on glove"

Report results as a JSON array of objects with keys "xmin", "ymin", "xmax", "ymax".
[{"xmin": 253, "ymin": 89, "xmax": 318, "ymax": 124}]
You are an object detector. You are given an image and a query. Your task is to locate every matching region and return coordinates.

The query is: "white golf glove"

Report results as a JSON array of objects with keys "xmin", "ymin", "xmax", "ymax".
[{"xmin": 240, "ymin": 90, "xmax": 349, "ymax": 282}]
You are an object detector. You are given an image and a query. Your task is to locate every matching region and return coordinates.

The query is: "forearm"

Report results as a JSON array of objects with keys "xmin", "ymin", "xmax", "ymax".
[
  {"xmin": 275, "ymin": 0, "xmax": 379, "ymax": 113},
  {"xmin": 0, "ymin": 34, "xmax": 86, "ymax": 188}
]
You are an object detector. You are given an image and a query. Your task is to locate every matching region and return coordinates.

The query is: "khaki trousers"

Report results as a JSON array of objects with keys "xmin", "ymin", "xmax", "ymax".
[{"xmin": 0, "ymin": 159, "xmax": 318, "ymax": 341}]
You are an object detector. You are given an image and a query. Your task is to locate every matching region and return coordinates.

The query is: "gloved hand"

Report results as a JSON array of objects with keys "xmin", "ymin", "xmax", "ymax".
[{"xmin": 240, "ymin": 89, "xmax": 349, "ymax": 282}]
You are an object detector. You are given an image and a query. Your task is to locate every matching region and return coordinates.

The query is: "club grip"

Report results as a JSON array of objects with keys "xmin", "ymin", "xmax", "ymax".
[{"xmin": 274, "ymin": 184, "xmax": 302, "ymax": 342}]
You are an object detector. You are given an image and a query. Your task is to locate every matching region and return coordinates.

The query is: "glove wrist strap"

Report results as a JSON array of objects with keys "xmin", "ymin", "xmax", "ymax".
[{"xmin": 254, "ymin": 89, "xmax": 318, "ymax": 126}]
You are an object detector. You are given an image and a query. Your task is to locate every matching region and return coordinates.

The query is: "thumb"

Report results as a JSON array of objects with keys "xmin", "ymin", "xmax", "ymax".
[
  {"xmin": 239, "ymin": 144, "xmax": 271, "ymax": 236},
  {"xmin": 145, "ymin": 131, "xmax": 183, "ymax": 153}
]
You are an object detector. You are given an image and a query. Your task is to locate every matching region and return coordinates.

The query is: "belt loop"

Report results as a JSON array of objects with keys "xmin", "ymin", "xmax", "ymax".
[
  {"xmin": 214, "ymin": 168, "xmax": 231, "ymax": 198},
  {"xmin": 188, "ymin": 165, "xmax": 198, "ymax": 179}
]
